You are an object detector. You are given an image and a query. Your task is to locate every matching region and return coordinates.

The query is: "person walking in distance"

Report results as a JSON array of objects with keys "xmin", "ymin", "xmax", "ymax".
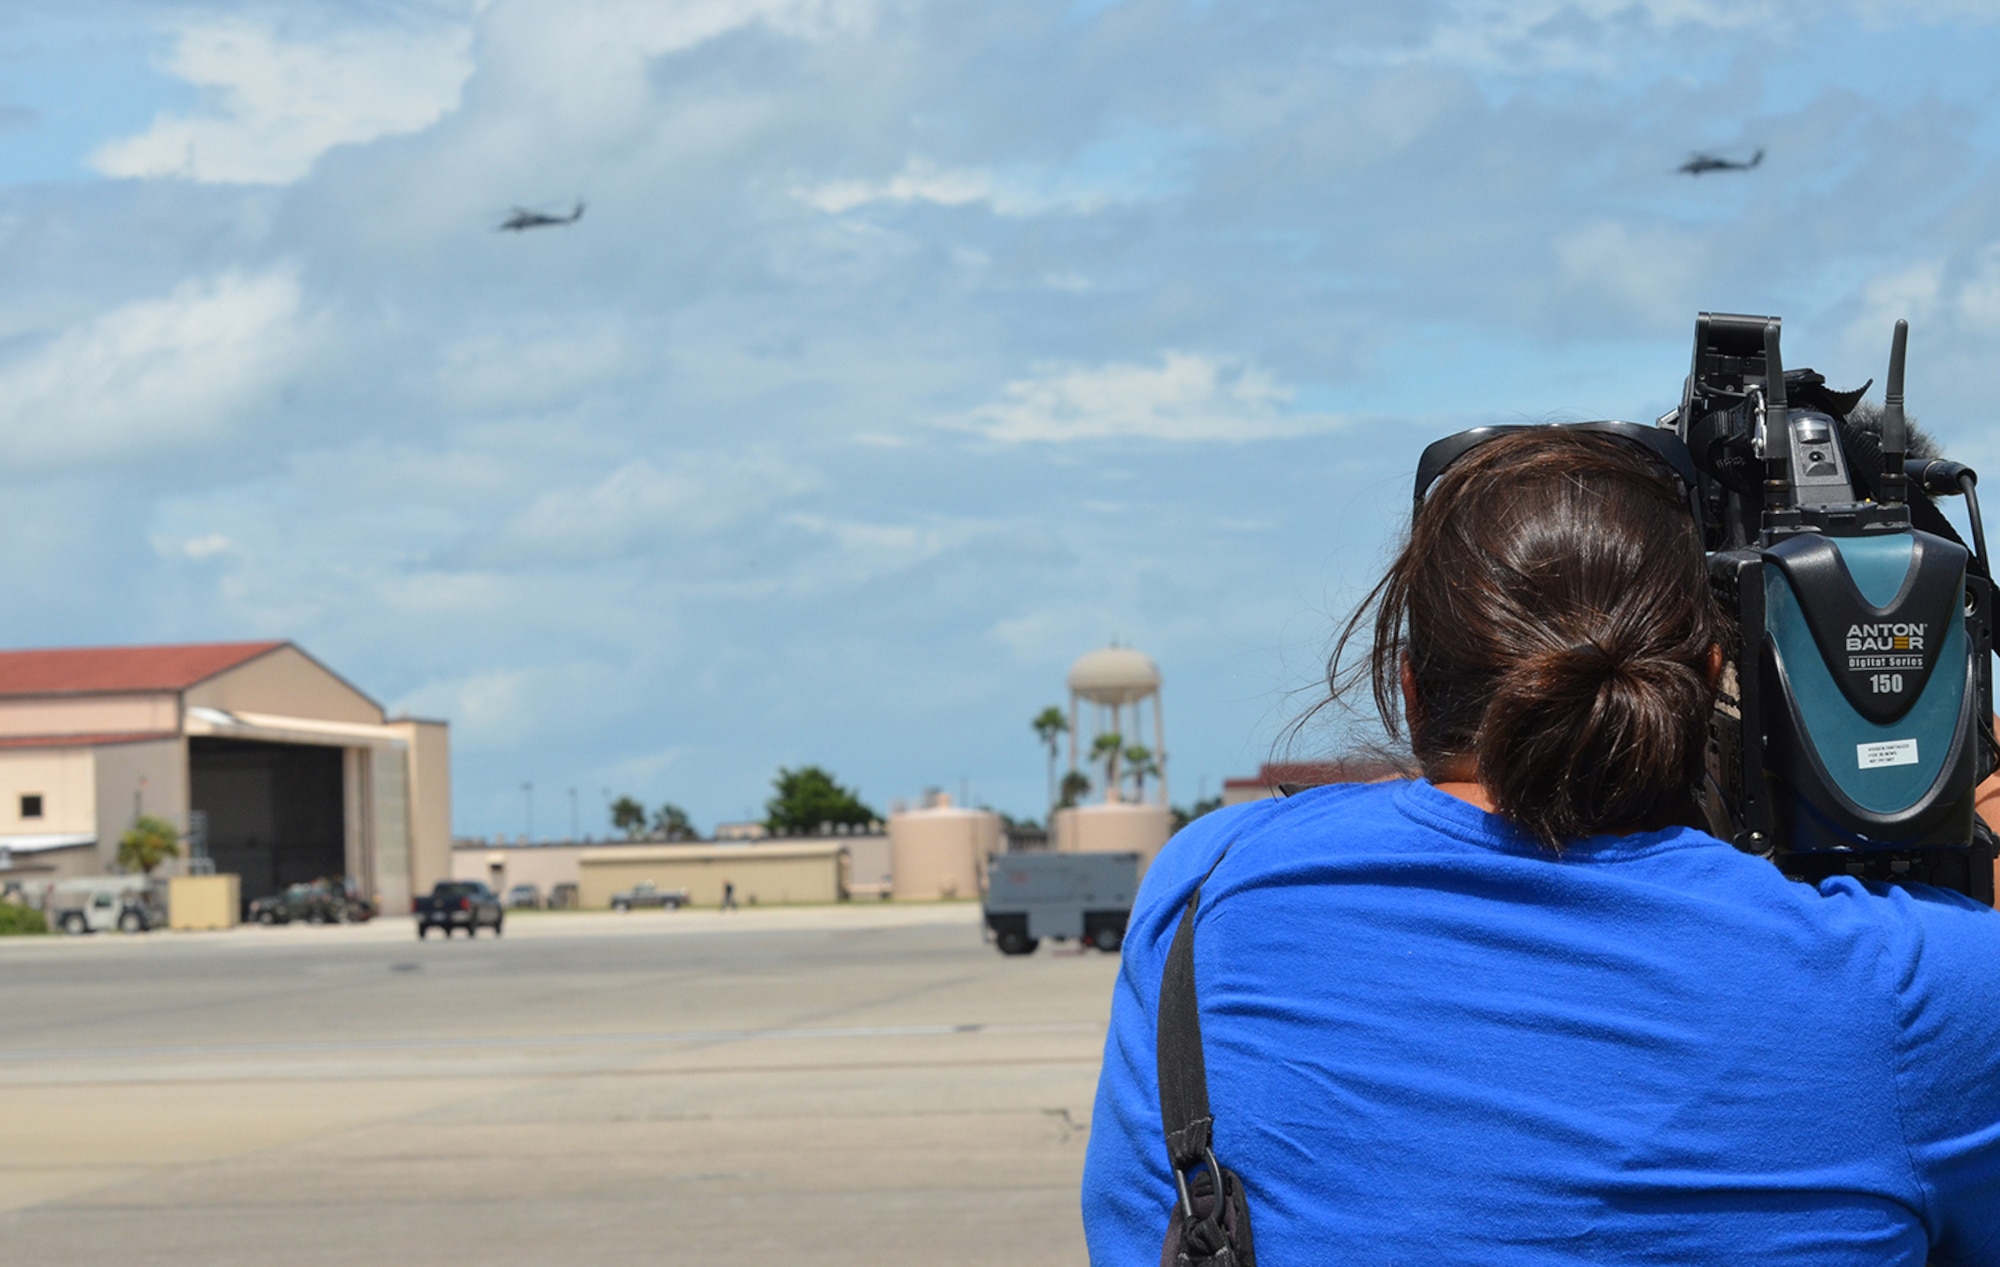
[{"xmin": 721, "ymin": 879, "xmax": 737, "ymax": 911}]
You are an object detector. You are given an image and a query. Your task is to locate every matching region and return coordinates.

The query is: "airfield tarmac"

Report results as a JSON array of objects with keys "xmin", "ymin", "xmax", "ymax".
[{"xmin": 0, "ymin": 905, "xmax": 1121, "ymax": 1266}]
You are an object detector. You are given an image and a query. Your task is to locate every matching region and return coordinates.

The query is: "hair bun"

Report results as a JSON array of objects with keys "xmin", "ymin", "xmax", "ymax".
[{"xmin": 1565, "ymin": 640, "xmax": 1615, "ymax": 675}]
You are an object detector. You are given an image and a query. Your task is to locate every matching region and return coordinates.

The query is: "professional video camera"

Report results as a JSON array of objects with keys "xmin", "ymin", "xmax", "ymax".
[{"xmin": 1667, "ymin": 312, "xmax": 1996, "ymax": 901}]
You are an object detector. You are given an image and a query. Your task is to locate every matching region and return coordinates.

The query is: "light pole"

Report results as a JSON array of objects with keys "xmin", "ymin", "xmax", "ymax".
[
  {"xmin": 567, "ymin": 787, "xmax": 578, "ymax": 842},
  {"xmin": 522, "ymin": 781, "xmax": 534, "ymax": 842}
]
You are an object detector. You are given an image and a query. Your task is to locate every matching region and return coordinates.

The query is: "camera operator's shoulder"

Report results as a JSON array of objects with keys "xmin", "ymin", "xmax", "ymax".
[
  {"xmin": 1809, "ymin": 875, "xmax": 2000, "ymax": 995},
  {"xmin": 1814, "ymin": 878, "xmax": 2000, "ymax": 1181},
  {"xmin": 1131, "ymin": 783, "xmax": 1397, "ymax": 938}
]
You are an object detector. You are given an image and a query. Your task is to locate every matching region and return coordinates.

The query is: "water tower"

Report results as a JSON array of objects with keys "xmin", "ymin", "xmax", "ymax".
[
  {"xmin": 1066, "ymin": 645, "xmax": 1167, "ymax": 806},
  {"xmin": 1055, "ymin": 645, "xmax": 1173, "ymax": 872}
]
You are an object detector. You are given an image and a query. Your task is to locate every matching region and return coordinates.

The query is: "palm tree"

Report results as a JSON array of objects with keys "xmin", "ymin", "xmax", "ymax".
[
  {"xmin": 1091, "ymin": 731, "xmax": 1125, "ymax": 803},
  {"xmin": 652, "ymin": 803, "xmax": 694, "ymax": 841},
  {"xmin": 1123, "ymin": 744, "xmax": 1159, "ymax": 802},
  {"xmin": 1058, "ymin": 770, "xmax": 1092, "ymax": 809},
  {"xmin": 1031, "ymin": 706, "xmax": 1068, "ymax": 815},
  {"xmin": 610, "ymin": 796, "xmax": 647, "ymax": 838}
]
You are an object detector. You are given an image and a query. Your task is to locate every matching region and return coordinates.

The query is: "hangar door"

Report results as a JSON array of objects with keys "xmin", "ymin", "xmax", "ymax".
[{"xmin": 189, "ymin": 738, "xmax": 344, "ymax": 901}]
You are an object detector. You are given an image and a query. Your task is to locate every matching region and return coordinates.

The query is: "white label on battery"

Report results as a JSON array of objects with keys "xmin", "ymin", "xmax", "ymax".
[{"xmin": 1857, "ymin": 739, "xmax": 1919, "ymax": 769}]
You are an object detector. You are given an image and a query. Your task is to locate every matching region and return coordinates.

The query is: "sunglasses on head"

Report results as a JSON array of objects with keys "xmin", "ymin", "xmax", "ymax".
[{"xmin": 1413, "ymin": 420, "xmax": 1702, "ymax": 524}]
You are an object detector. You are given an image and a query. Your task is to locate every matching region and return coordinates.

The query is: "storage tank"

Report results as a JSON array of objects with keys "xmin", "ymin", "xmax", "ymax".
[
  {"xmin": 888, "ymin": 800, "xmax": 999, "ymax": 900},
  {"xmin": 1052, "ymin": 801, "xmax": 1174, "ymax": 876}
]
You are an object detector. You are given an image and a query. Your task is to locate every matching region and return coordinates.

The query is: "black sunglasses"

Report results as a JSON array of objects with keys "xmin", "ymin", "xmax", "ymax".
[{"xmin": 1413, "ymin": 420, "xmax": 1702, "ymax": 525}]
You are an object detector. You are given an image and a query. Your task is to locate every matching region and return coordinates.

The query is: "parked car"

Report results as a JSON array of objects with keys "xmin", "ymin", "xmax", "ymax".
[
  {"xmin": 414, "ymin": 881, "xmax": 504, "ymax": 938},
  {"xmin": 610, "ymin": 881, "xmax": 689, "ymax": 912},
  {"xmin": 505, "ymin": 883, "xmax": 542, "ymax": 909},
  {"xmin": 48, "ymin": 876, "xmax": 166, "ymax": 935},
  {"xmin": 249, "ymin": 878, "xmax": 377, "ymax": 925},
  {"xmin": 548, "ymin": 882, "xmax": 579, "ymax": 910}
]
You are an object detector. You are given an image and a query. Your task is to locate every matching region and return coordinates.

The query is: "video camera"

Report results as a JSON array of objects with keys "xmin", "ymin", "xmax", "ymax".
[{"xmin": 1669, "ymin": 312, "xmax": 1996, "ymax": 901}]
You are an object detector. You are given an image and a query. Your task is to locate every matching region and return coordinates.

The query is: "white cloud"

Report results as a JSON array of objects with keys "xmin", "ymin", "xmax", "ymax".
[
  {"xmin": 502, "ymin": 452, "xmax": 825, "ymax": 562},
  {"xmin": 156, "ymin": 533, "xmax": 236, "ymax": 561},
  {"xmin": 0, "ymin": 269, "xmax": 310, "ymax": 467},
  {"xmin": 434, "ymin": 322, "xmax": 634, "ymax": 413},
  {"xmin": 1426, "ymin": 0, "xmax": 1782, "ymax": 74},
  {"xmin": 1838, "ymin": 259, "xmax": 1946, "ymax": 366},
  {"xmin": 1555, "ymin": 221, "xmax": 1703, "ymax": 322},
  {"xmin": 90, "ymin": 19, "xmax": 475, "ymax": 184},
  {"xmin": 959, "ymin": 353, "xmax": 1344, "ymax": 444},
  {"xmin": 1955, "ymin": 244, "xmax": 2000, "ymax": 332},
  {"xmin": 479, "ymin": 0, "xmax": 880, "ymax": 127},
  {"xmin": 797, "ymin": 157, "xmax": 1131, "ymax": 217}
]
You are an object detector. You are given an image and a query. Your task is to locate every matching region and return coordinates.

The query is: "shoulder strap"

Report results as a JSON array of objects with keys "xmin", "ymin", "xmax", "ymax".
[
  {"xmin": 1156, "ymin": 859, "xmax": 1257, "ymax": 1267},
  {"xmin": 1158, "ymin": 887, "xmax": 1214, "ymax": 1169}
]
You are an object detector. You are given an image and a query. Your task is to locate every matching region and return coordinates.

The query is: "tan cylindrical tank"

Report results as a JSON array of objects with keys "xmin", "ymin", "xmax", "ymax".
[
  {"xmin": 888, "ymin": 805, "xmax": 999, "ymax": 900},
  {"xmin": 1052, "ymin": 802, "xmax": 1174, "ymax": 875}
]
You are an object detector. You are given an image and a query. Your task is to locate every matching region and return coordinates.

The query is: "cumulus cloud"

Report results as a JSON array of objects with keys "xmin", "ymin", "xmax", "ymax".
[
  {"xmin": 798, "ymin": 157, "xmax": 1131, "ymax": 217},
  {"xmin": 1554, "ymin": 221, "xmax": 1705, "ymax": 323},
  {"xmin": 90, "ymin": 18, "xmax": 475, "ymax": 184},
  {"xmin": 433, "ymin": 322, "xmax": 634, "ymax": 413},
  {"xmin": 0, "ymin": 269, "xmax": 311, "ymax": 467},
  {"xmin": 500, "ymin": 452, "xmax": 825, "ymax": 563},
  {"xmin": 19, "ymin": 0, "xmax": 2000, "ymax": 833},
  {"xmin": 477, "ymin": 0, "xmax": 879, "ymax": 127},
  {"xmin": 1424, "ymin": 0, "xmax": 1782, "ymax": 75},
  {"xmin": 1953, "ymin": 244, "xmax": 2000, "ymax": 332},
  {"xmin": 959, "ymin": 353, "xmax": 1345, "ymax": 444}
]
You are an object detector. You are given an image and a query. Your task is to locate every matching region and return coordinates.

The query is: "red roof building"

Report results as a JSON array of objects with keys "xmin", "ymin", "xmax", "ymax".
[
  {"xmin": 0, "ymin": 641, "xmax": 448, "ymax": 915},
  {"xmin": 1221, "ymin": 757, "xmax": 1410, "ymax": 806}
]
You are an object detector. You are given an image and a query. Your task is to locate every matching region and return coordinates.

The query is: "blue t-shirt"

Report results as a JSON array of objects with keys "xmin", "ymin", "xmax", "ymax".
[{"xmin": 1082, "ymin": 780, "xmax": 2000, "ymax": 1265}]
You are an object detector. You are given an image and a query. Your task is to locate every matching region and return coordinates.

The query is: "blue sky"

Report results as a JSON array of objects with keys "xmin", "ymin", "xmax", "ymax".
[{"xmin": 3, "ymin": 0, "xmax": 2000, "ymax": 838}]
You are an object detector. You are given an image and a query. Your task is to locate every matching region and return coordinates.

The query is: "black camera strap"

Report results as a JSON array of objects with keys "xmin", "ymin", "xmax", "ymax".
[{"xmin": 1157, "ymin": 861, "xmax": 1256, "ymax": 1267}]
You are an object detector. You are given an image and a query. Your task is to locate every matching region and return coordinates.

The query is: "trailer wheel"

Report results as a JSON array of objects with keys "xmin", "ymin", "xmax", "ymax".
[
  {"xmin": 417, "ymin": 923, "xmax": 429, "ymax": 940},
  {"xmin": 997, "ymin": 928, "xmax": 1039, "ymax": 956},
  {"xmin": 60, "ymin": 911, "xmax": 87, "ymax": 935},
  {"xmin": 1091, "ymin": 924, "xmax": 1123, "ymax": 953}
]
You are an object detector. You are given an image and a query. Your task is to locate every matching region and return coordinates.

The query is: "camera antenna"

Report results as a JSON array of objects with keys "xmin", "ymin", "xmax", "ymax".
[
  {"xmin": 1762, "ymin": 321, "xmax": 1792, "ymax": 510},
  {"xmin": 1880, "ymin": 318, "xmax": 1909, "ymax": 505}
]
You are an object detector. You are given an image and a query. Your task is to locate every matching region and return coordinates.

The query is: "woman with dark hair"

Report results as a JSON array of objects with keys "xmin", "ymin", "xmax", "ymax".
[{"xmin": 1081, "ymin": 429, "xmax": 2000, "ymax": 1264}]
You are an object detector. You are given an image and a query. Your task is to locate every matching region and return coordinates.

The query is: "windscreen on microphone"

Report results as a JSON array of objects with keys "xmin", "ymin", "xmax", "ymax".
[{"xmin": 1843, "ymin": 399, "xmax": 1942, "ymax": 462}]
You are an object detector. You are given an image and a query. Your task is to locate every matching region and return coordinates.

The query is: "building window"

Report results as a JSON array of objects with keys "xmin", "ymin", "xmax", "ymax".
[{"xmin": 19, "ymin": 794, "xmax": 43, "ymax": 820}]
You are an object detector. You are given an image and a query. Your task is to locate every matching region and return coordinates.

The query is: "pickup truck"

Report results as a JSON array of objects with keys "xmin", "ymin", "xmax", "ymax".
[
  {"xmin": 414, "ymin": 881, "xmax": 504, "ymax": 938},
  {"xmin": 610, "ymin": 881, "xmax": 689, "ymax": 912},
  {"xmin": 49, "ymin": 876, "xmax": 166, "ymax": 935}
]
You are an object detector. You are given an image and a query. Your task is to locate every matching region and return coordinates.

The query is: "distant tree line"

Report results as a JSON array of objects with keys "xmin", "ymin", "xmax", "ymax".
[{"xmin": 605, "ymin": 765, "xmax": 880, "ymax": 842}]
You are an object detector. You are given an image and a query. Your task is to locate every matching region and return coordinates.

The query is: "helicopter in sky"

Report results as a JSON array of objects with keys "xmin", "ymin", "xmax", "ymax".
[
  {"xmin": 1677, "ymin": 148, "xmax": 1764, "ymax": 176},
  {"xmin": 498, "ymin": 201, "xmax": 585, "ymax": 231}
]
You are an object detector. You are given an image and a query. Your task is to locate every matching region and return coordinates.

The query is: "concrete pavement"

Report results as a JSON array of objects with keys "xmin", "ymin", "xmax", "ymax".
[{"xmin": 0, "ymin": 906, "xmax": 1122, "ymax": 1265}]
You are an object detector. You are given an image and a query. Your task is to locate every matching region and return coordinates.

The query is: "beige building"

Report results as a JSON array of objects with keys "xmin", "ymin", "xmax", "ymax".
[
  {"xmin": 456, "ymin": 830, "xmax": 895, "ymax": 903},
  {"xmin": 577, "ymin": 843, "xmax": 844, "ymax": 907},
  {"xmin": 452, "ymin": 841, "xmax": 594, "ymax": 898},
  {"xmin": 0, "ymin": 641, "xmax": 449, "ymax": 915}
]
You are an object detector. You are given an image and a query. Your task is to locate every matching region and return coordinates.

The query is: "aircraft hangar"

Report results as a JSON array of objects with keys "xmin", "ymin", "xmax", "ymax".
[{"xmin": 0, "ymin": 641, "xmax": 449, "ymax": 914}]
